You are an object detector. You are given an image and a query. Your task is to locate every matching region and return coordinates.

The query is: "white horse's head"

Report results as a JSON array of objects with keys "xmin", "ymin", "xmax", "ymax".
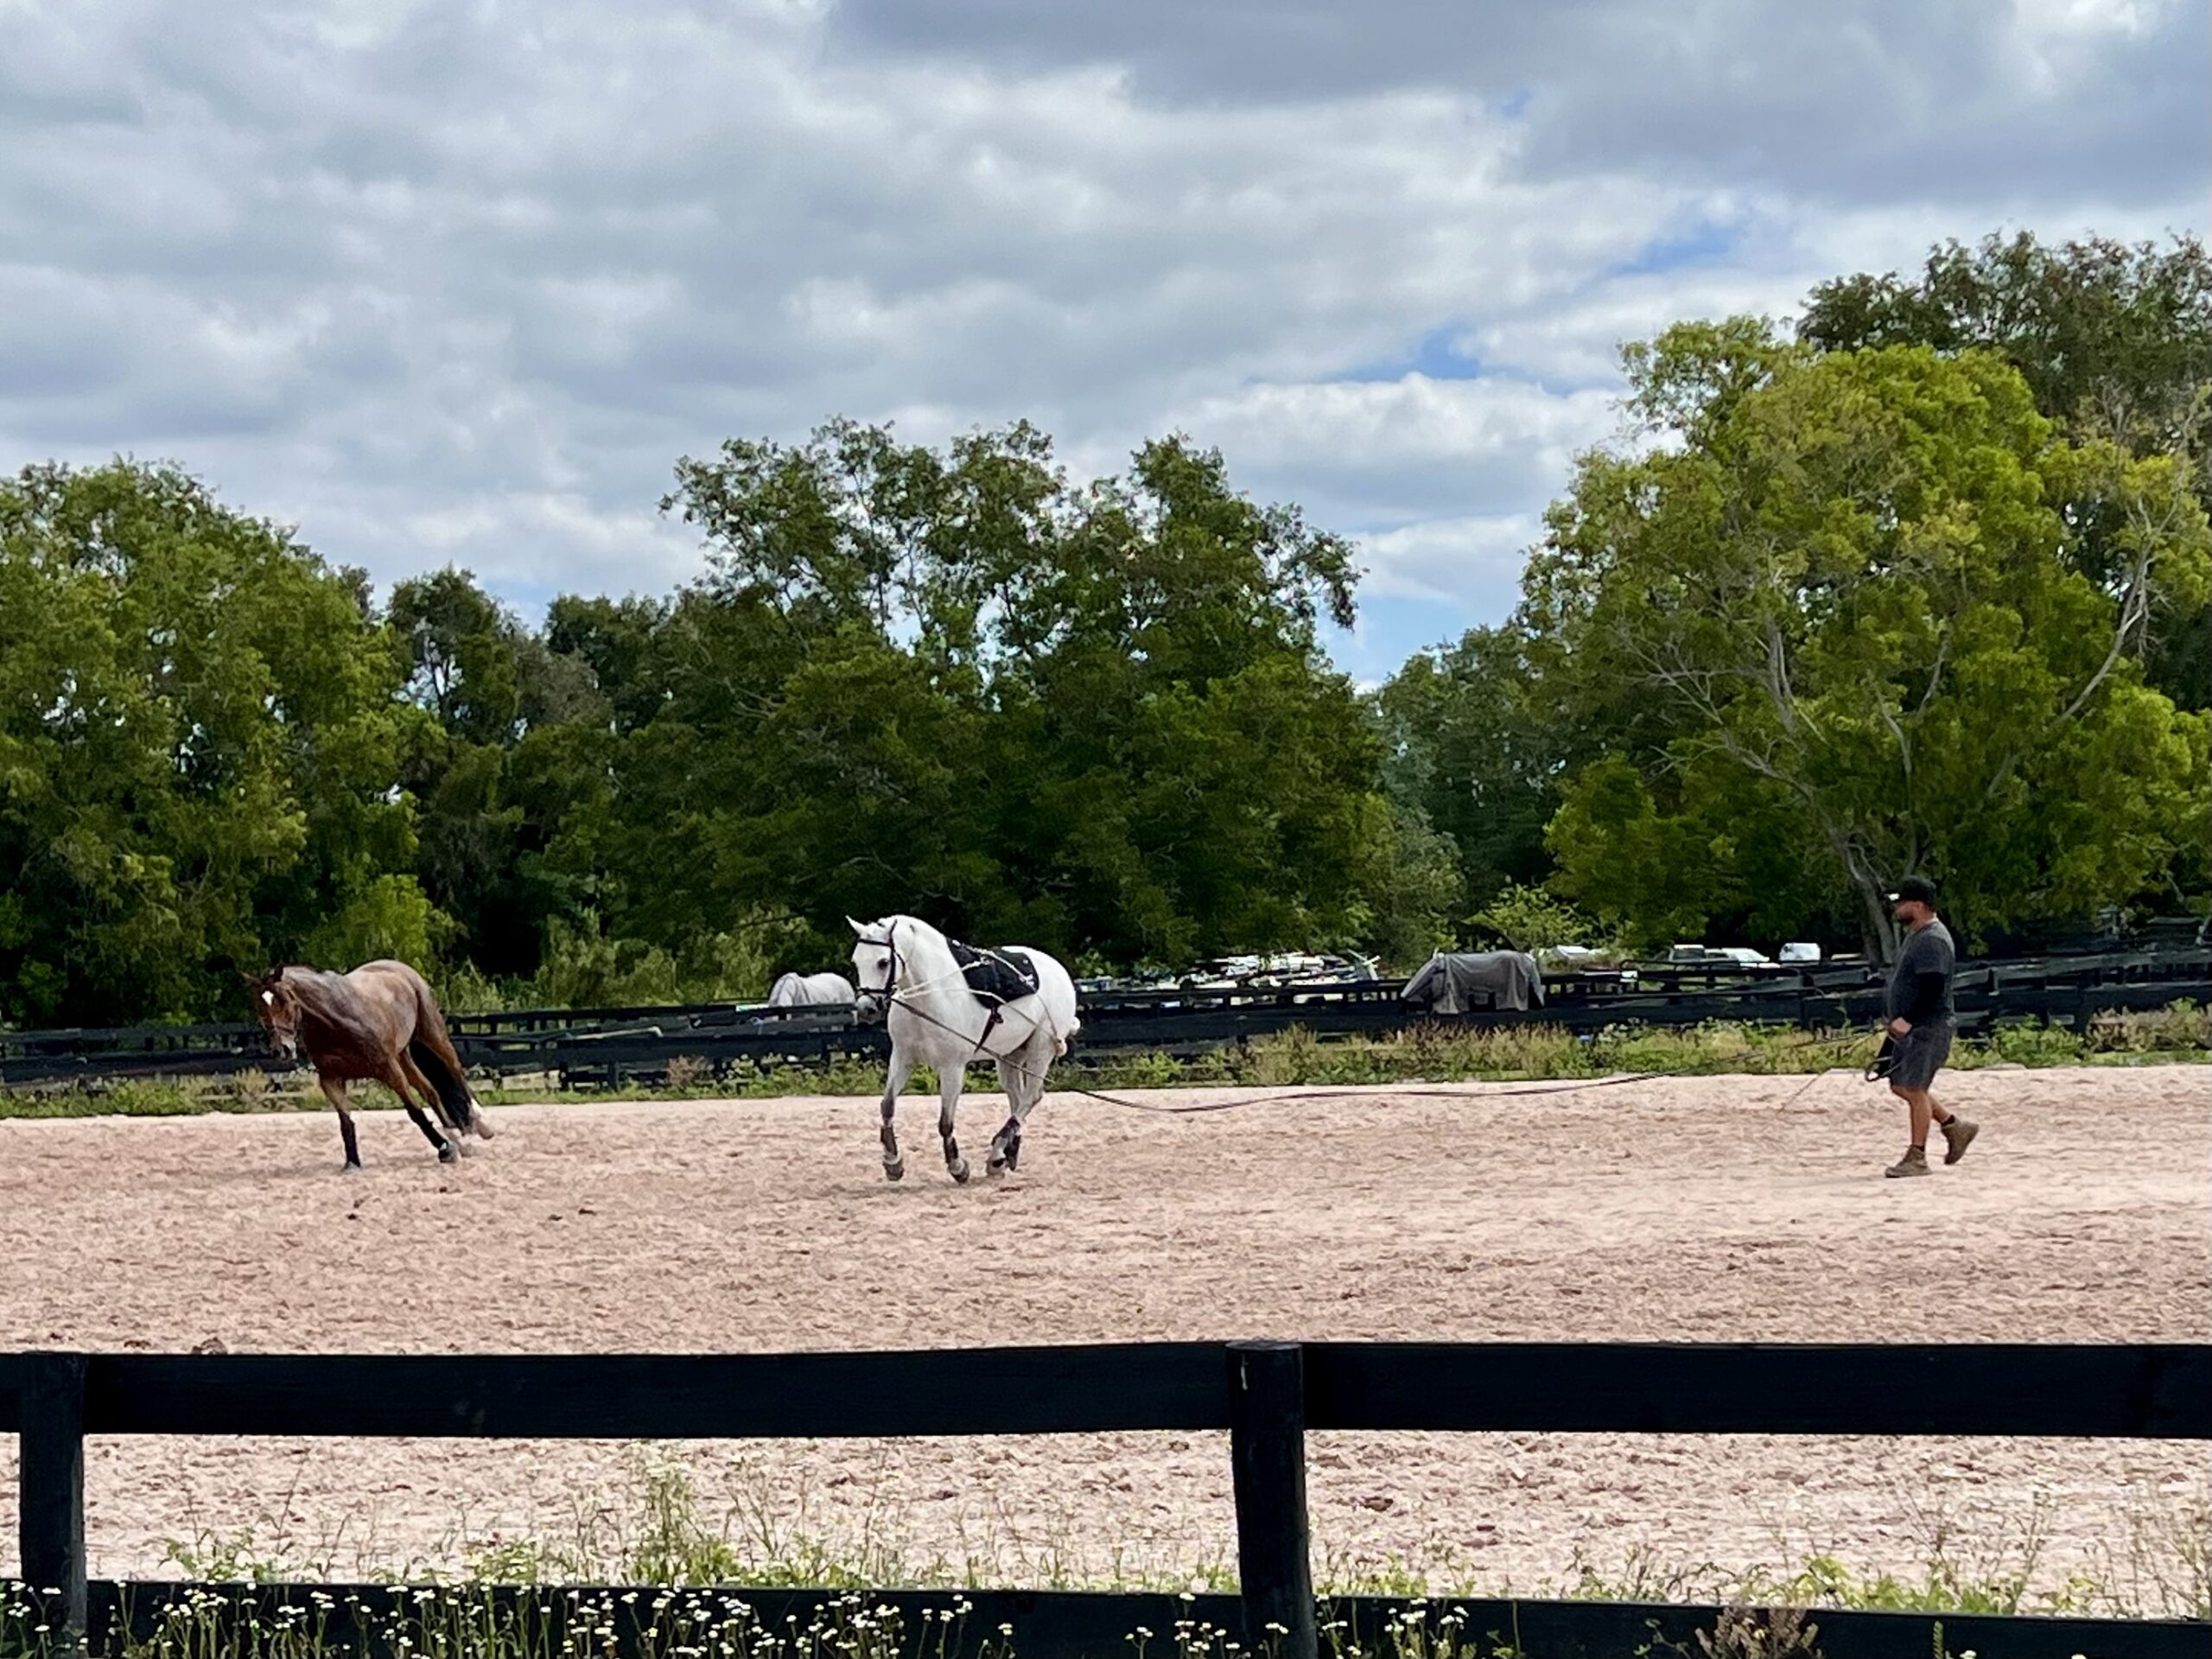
[{"xmin": 848, "ymin": 916, "xmax": 899, "ymax": 1024}]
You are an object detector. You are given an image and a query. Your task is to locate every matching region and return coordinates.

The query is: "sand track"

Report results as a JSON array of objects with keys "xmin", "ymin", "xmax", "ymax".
[{"xmin": 1, "ymin": 1065, "xmax": 2205, "ymax": 1596}]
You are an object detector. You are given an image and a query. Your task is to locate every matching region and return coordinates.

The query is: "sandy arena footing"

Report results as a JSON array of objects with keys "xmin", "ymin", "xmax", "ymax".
[{"xmin": 1, "ymin": 1065, "xmax": 2205, "ymax": 1601}]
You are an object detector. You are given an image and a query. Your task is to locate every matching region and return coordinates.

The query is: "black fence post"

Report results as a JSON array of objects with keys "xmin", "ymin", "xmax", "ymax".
[
  {"xmin": 1227, "ymin": 1340, "xmax": 1317, "ymax": 1659},
  {"xmin": 20, "ymin": 1350, "xmax": 89, "ymax": 1650}
]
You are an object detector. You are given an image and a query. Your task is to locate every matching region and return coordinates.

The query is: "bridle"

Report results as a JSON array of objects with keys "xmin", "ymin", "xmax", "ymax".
[
  {"xmin": 254, "ymin": 978, "xmax": 301, "ymax": 1058},
  {"xmin": 855, "ymin": 918, "xmax": 1036, "ymax": 1060},
  {"xmin": 856, "ymin": 921, "xmax": 902, "ymax": 1014}
]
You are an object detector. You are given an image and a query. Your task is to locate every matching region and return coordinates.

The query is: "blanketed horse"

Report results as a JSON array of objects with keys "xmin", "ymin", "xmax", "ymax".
[
  {"xmin": 768, "ymin": 970, "xmax": 857, "ymax": 1008},
  {"xmin": 848, "ymin": 914, "xmax": 1079, "ymax": 1183},
  {"xmin": 249, "ymin": 959, "xmax": 493, "ymax": 1169}
]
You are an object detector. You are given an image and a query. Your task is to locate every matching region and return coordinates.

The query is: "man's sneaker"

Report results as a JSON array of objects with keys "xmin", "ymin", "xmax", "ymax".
[
  {"xmin": 1940, "ymin": 1117, "xmax": 1980, "ymax": 1166},
  {"xmin": 1885, "ymin": 1146, "xmax": 1929, "ymax": 1179}
]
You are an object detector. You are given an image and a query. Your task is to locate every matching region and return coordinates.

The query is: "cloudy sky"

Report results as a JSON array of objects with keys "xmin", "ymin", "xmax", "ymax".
[{"xmin": 3, "ymin": 0, "xmax": 2205, "ymax": 679}]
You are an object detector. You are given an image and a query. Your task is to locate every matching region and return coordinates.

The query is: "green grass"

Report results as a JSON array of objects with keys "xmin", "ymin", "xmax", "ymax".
[
  {"xmin": 5, "ymin": 1005, "xmax": 2204, "ymax": 1122},
  {"xmin": 100, "ymin": 1452, "xmax": 2212, "ymax": 1621},
  {"xmin": 5, "ymin": 1457, "xmax": 2203, "ymax": 1659}
]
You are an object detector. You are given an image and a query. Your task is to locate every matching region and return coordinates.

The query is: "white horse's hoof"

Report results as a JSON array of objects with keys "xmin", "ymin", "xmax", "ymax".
[
  {"xmin": 984, "ymin": 1160, "xmax": 1007, "ymax": 1179},
  {"xmin": 451, "ymin": 1136, "xmax": 475, "ymax": 1157},
  {"xmin": 949, "ymin": 1158, "xmax": 972, "ymax": 1185}
]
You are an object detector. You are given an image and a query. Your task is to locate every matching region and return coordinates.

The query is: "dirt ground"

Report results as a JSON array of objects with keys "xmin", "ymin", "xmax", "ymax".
[{"xmin": 1, "ymin": 1065, "xmax": 2206, "ymax": 1599}]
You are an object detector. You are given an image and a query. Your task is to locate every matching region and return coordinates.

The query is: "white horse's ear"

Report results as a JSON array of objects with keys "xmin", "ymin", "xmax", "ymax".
[{"xmin": 846, "ymin": 916, "xmax": 868, "ymax": 937}]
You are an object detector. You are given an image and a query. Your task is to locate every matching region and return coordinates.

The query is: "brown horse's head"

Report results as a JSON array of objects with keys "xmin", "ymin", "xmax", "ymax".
[{"xmin": 246, "ymin": 969, "xmax": 302, "ymax": 1059}]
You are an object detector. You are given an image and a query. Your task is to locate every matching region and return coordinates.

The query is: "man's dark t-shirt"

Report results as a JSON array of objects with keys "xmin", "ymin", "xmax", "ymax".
[{"xmin": 1885, "ymin": 918, "xmax": 1956, "ymax": 1024}]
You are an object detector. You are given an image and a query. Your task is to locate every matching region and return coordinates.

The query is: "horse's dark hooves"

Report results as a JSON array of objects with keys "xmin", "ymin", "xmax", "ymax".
[
  {"xmin": 437, "ymin": 1143, "xmax": 460, "ymax": 1165},
  {"xmin": 950, "ymin": 1160, "xmax": 972, "ymax": 1185},
  {"xmin": 884, "ymin": 1158, "xmax": 906, "ymax": 1182}
]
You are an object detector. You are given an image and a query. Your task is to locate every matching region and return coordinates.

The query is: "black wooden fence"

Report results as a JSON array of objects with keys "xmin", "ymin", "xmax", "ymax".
[
  {"xmin": 5, "ymin": 1342, "xmax": 2209, "ymax": 1659},
  {"xmin": 5, "ymin": 949, "xmax": 2207, "ymax": 1091}
]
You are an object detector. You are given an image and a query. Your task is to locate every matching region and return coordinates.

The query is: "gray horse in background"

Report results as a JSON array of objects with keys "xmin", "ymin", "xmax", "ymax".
[{"xmin": 768, "ymin": 970, "xmax": 857, "ymax": 1009}]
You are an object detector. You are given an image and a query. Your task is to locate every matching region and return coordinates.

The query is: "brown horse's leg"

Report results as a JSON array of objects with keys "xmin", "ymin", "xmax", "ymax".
[
  {"xmin": 398, "ymin": 1051, "xmax": 469, "ymax": 1153},
  {"xmin": 418, "ymin": 1024, "xmax": 491, "ymax": 1139},
  {"xmin": 385, "ymin": 1066, "xmax": 459, "ymax": 1164},
  {"xmin": 406, "ymin": 973, "xmax": 490, "ymax": 1140},
  {"xmin": 319, "ymin": 1076, "xmax": 363, "ymax": 1170}
]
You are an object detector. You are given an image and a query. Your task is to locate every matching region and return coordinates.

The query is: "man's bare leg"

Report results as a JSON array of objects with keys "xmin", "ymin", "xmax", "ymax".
[
  {"xmin": 1892, "ymin": 1083, "xmax": 1933, "ymax": 1148},
  {"xmin": 1885, "ymin": 1082, "xmax": 1931, "ymax": 1177}
]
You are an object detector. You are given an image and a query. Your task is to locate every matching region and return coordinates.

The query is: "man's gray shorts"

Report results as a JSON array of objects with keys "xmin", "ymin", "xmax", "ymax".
[{"xmin": 1890, "ymin": 1021, "xmax": 1955, "ymax": 1090}]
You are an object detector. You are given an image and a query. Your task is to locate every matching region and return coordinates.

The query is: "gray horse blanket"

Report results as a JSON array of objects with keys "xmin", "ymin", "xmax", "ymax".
[{"xmin": 1401, "ymin": 950, "xmax": 1545, "ymax": 1014}]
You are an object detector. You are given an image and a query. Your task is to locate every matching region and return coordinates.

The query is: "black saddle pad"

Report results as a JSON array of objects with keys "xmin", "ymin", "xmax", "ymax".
[{"xmin": 947, "ymin": 939, "xmax": 1040, "ymax": 1007}]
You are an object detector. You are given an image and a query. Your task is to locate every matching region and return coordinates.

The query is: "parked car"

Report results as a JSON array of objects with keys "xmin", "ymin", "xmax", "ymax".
[
  {"xmin": 1778, "ymin": 942, "xmax": 1822, "ymax": 964},
  {"xmin": 1668, "ymin": 944, "xmax": 1770, "ymax": 966}
]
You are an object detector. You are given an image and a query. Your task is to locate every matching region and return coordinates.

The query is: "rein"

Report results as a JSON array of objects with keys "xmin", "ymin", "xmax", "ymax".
[{"xmin": 874, "ymin": 979, "xmax": 1874, "ymax": 1116}]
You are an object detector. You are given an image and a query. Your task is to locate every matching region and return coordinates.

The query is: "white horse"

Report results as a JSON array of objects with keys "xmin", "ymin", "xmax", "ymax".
[
  {"xmin": 848, "ymin": 914, "xmax": 1081, "ymax": 1183},
  {"xmin": 768, "ymin": 970, "xmax": 856, "ymax": 1008}
]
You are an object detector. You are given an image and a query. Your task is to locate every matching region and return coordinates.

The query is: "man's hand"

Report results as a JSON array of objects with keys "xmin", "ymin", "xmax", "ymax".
[{"xmin": 1888, "ymin": 1017, "xmax": 1912, "ymax": 1039}]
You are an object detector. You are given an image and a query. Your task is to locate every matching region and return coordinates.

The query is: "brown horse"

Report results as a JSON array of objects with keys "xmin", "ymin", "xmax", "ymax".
[{"xmin": 247, "ymin": 959, "xmax": 494, "ymax": 1169}]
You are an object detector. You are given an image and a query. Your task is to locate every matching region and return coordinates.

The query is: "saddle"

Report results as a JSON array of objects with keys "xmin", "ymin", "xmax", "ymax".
[{"xmin": 947, "ymin": 939, "xmax": 1041, "ymax": 1009}]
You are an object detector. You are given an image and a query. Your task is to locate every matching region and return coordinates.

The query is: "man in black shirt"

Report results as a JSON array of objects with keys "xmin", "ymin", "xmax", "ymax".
[{"xmin": 1881, "ymin": 877, "xmax": 1979, "ymax": 1178}]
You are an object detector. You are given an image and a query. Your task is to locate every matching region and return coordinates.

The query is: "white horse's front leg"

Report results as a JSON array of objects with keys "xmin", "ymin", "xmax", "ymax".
[
  {"xmin": 938, "ymin": 1063, "xmax": 971, "ymax": 1184},
  {"xmin": 880, "ymin": 1051, "xmax": 915, "ymax": 1180}
]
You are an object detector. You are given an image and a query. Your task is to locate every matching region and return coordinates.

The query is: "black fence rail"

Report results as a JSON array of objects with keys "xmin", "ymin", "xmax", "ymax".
[
  {"xmin": 5, "ymin": 949, "xmax": 2206, "ymax": 1090},
  {"xmin": 4, "ymin": 1342, "xmax": 2208, "ymax": 1659}
]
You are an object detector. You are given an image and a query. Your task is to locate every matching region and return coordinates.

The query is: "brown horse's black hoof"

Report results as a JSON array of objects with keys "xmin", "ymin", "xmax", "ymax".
[
  {"xmin": 884, "ymin": 1157, "xmax": 906, "ymax": 1181},
  {"xmin": 437, "ymin": 1143, "xmax": 459, "ymax": 1165}
]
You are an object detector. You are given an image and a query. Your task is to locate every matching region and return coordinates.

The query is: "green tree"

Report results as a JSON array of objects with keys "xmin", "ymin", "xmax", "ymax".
[
  {"xmin": 1526, "ymin": 326, "xmax": 2210, "ymax": 957},
  {"xmin": 978, "ymin": 436, "xmax": 1374, "ymax": 963},
  {"xmin": 1802, "ymin": 232, "xmax": 2212, "ymax": 709},
  {"xmin": 1469, "ymin": 881, "xmax": 1605, "ymax": 955},
  {"xmin": 603, "ymin": 423, "xmax": 1386, "ymax": 969},
  {"xmin": 0, "ymin": 461, "xmax": 425, "ymax": 1022},
  {"xmin": 1351, "ymin": 802, "xmax": 1465, "ymax": 969},
  {"xmin": 544, "ymin": 594, "xmax": 672, "ymax": 734},
  {"xmin": 390, "ymin": 567, "xmax": 524, "ymax": 747},
  {"xmin": 386, "ymin": 568, "xmax": 608, "ymax": 981},
  {"xmin": 1372, "ymin": 624, "xmax": 1562, "ymax": 910}
]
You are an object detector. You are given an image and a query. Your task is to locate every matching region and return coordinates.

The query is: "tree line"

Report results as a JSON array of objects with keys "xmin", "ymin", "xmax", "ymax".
[{"xmin": 2, "ymin": 232, "xmax": 2205, "ymax": 1026}]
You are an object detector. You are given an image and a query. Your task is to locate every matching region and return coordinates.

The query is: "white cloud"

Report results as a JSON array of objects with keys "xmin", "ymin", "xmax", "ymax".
[
  {"xmin": 1172, "ymin": 377, "xmax": 1618, "ymax": 526},
  {"xmin": 1357, "ymin": 515, "xmax": 1543, "ymax": 607},
  {"xmin": 0, "ymin": 0, "xmax": 2202, "ymax": 671}
]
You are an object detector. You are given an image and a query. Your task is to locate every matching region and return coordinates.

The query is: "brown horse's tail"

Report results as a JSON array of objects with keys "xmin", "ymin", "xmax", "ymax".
[{"xmin": 409, "ymin": 977, "xmax": 492, "ymax": 1140}]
